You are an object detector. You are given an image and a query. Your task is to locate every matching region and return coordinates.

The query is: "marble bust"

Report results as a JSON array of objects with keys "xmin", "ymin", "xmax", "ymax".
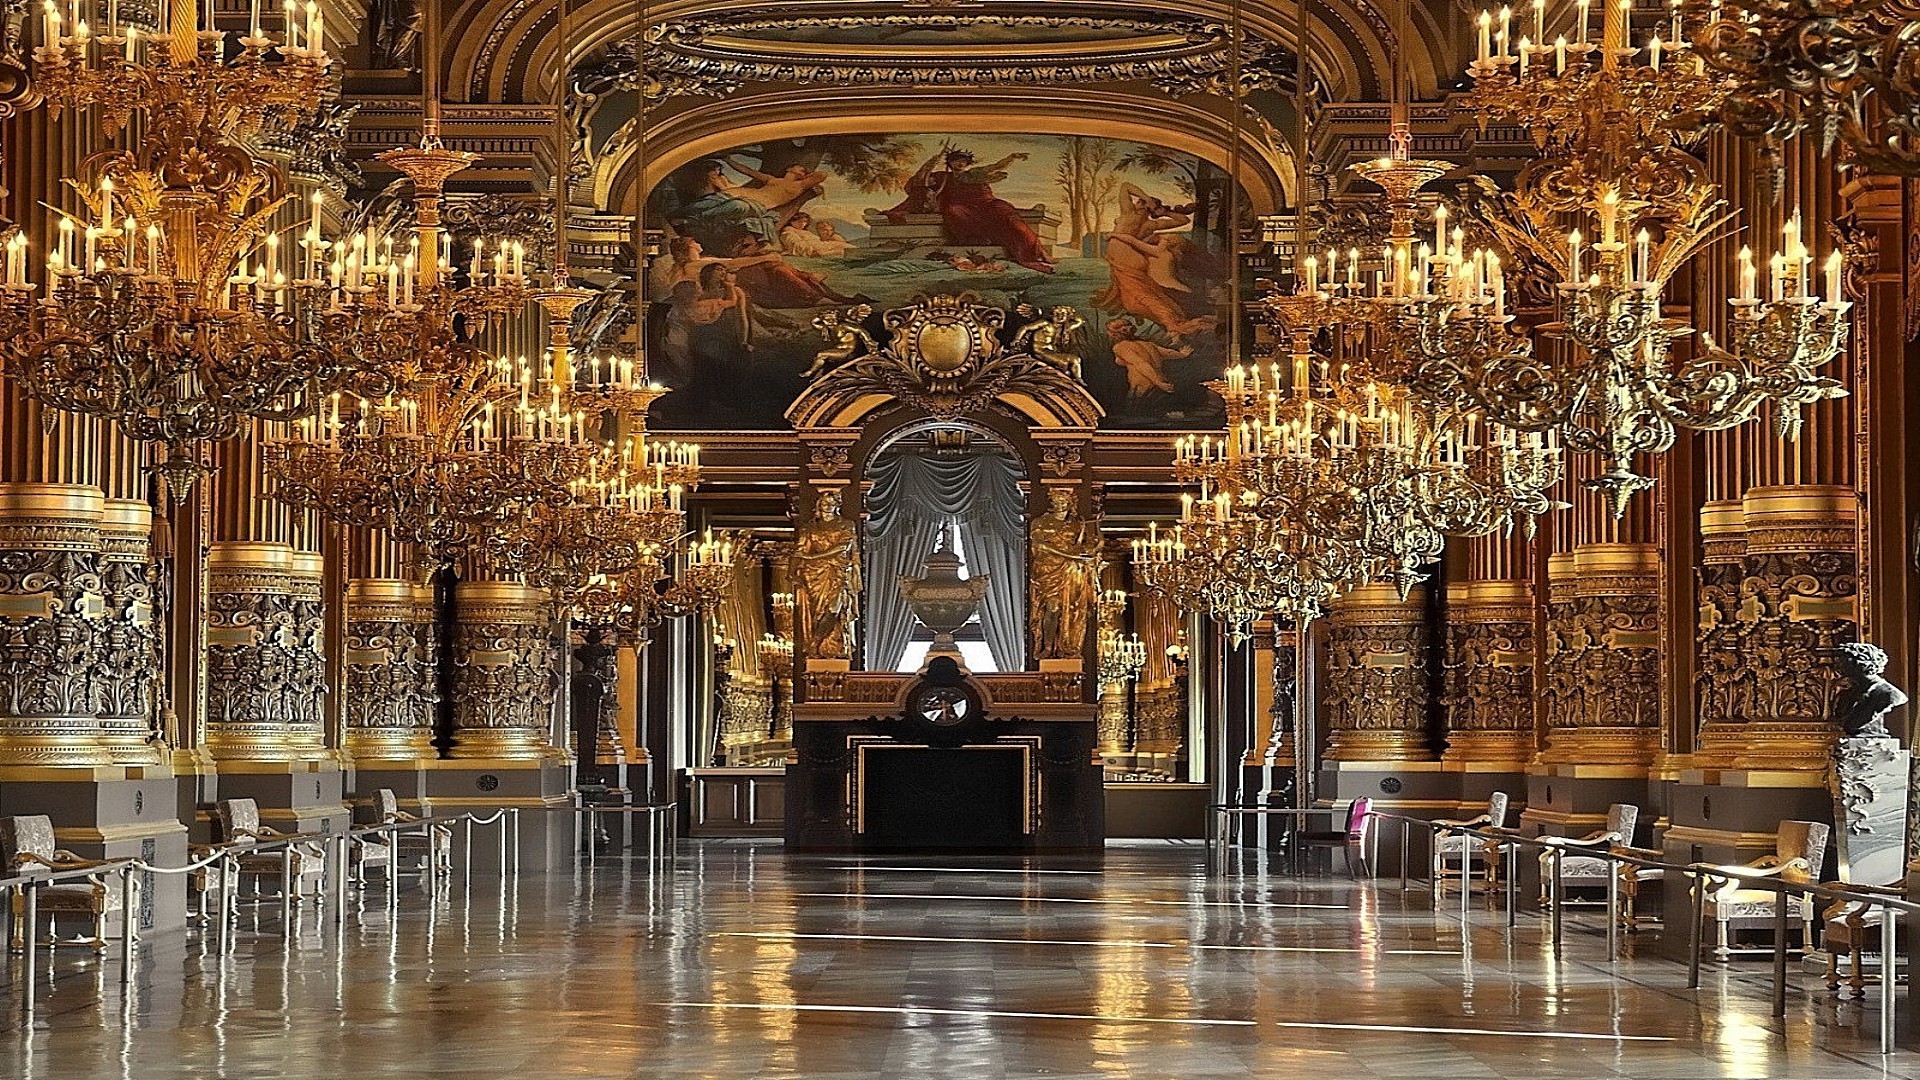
[{"xmin": 1831, "ymin": 643, "xmax": 1908, "ymax": 739}]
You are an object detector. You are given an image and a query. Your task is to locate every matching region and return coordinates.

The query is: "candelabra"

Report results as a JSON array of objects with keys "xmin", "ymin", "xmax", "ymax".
[
  {"xmin": 0, "ymin": 5, "xmax": 355, "ymax": 498},
  {"xmin": 573, "ymin": 530, "xmax": 736, "ymax": 642},
  {"xmin": 1418, "ymin": 0, "xmax": 1853, "ymax": 515},
  {"xmin": 1689, "ymin": 0, "xmax": 1920, "ymax": 174},
  {"xmin": 1096, "ymin": 628, "xmax": 1148, "ymax": 691}
]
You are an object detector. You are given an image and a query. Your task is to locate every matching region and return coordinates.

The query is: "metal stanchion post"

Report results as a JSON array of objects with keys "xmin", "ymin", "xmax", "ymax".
[
  {"xmin": 1451, "ymin": 834, "xmax": 1466, "ymax": 914},
  {"xmin": 462, "ymin": 818, "xmax": 473, "ymax": 881},
  {"xmin": 1399, "ymin": 820, "xmax": 1409, "ymax": 891},
  {"xmin": 334, "ymin": 836, "xmax": 349, "ymax": 935},
  {"xmin": 1506, "ymin": 842, "xmax": 1517, "ymax": 928},
  {"xmin": 280, "ymin": 850, "xmax": 294, "ymax": 940},
  {"xmin": 1772, "ymin": 893, "xmax": 1789, "ymax": 1018},
  {"xmin": 1606, "ymin": 858, "xmax": 1619, "ymax": 961},
  {"xmin": 512, "ymin": 810, "xmax": 521, "ymax": 877},
  {"xmin": 22, "ymin": 882, "xmax": 37, "ymax": 1018},
  {"xmin": 218, "ymin": 856, "xmax": 233, "ymax": 954},
  {"xmin": 1880, "ymin": 906, "xmax": 1897, "ymax": 1055},
  {"xmin": 496, "ymin": 815, "xmax": 507, "ymax": 877},
  {"xmin": 1549, "ymin": 847, "xmax": 1563, "ymax": 957},
  {"xmin": 1688, "ymin": 875, "xmax": 1705, "ymax": 989},
  {"xmin": 120, "ymin": 866, "xmax": 137, "ymax": 985},
  {"xmin": 587, "ymin": 809, "xmax": 597, "ymax": 869}
]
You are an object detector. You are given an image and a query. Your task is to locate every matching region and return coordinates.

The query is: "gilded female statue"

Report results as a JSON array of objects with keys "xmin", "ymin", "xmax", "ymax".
[
  {"xmin": 791, "ymin": 489, "xmax": 860, "ymax": 660},
  {"xmin": 1029, "ymin": 488, "xmax": 1099, "ymax": 660}
]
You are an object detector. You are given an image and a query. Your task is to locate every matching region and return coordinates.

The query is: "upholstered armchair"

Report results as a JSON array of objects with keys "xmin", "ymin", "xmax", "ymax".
[
  {"xmin": 1610, "ymin": 842, "xmax": 1667, "ymax": 932},
  {"xmin": 1821, "ymin": 880, "xmax": 1904, "ymax": 994},
  {"xmin": 215, "ymin": 799, "xmax": 327, "ymax": 902},
  {"xmin": 373, "ymin": 789, "xmax": 451, "ymax": 881},
  {"xmin": 1707, "ymin": 820, "xmax": 1830, "ymax": 960},
  {"xmin": 1430, "ymin": 792, "xmax": 1512, "ymax": 892},
  {"xmin": 1538, "ymin": 803, "xmax": 1640, "ymax": 906},
  {"xmin": 3, "ymin": 815, "xmax": 125, "ymax": 951}
]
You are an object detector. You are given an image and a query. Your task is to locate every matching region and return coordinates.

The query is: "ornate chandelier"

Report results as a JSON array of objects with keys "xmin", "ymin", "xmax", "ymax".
[
  {"xmin": 1, "ymin": 7, "xmax": 356, "ymax": 498},
  {"xmin": 1439, "ymin": 0, "xmax": 1851, "ymax": 514},
  {"xmin": 1689, "ymin": 0, "xmax": 1920, "ymax": 174}
]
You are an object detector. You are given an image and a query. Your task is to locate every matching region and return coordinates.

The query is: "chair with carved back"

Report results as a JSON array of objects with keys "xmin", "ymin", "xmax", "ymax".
[
  {"xmin": 215, "ymin": 798, "xmax": 326, "ymax": 902},
  {"xmin": 373, "ymin": 789, "xmax": 451, "ymax": 880},
  {"xmin": 1708, "ymin": 820, "xmax": 1829, "ymax": 960},
  {"xmin": 1538, "ymin": 803, "xmax": 1639, "ymax": 906},
  {"xmin": 1821, "ymin": 879, "xmax": 1903, "ymax": 994},
  {"xmin": 1431, "ymin": 792, "xmax": 1512, "ymax": 892},
  {"xmin": 3, "ymin": 815, "xmax": 124, "ymax": 951}
]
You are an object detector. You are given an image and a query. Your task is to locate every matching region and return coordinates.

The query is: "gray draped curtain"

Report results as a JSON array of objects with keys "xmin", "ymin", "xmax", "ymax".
[{"xmin": 863, "ymin": 448, "xmax": 1027, "ymax": 672}]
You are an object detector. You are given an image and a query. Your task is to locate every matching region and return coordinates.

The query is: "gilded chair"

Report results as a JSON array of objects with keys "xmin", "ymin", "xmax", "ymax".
[
  {"xmin": 3, "ymin": 815, "xmax": 125, "ymax": 951},
  {"xmin": 1431, "ymin": 792, "xmax": 1512, "ymax": 892},
  {"xmin": 1538, "ymin": 803, "xmax": 1639, "ymax": 906},
  {"xmin": 1821, "ymin": 880, "xmax": 1904, "ymax": 995},
  {"xmin": 373, "ymin": 789, "xmax": 451, "ymax": 880},
  {"xmin": 1611, "ymin": 841, "xmax": 1667, "ymax": 931},
  {"xmin": 1708, "ymin": 819, "xmax": 1829, "ymax": 960},
  {"xmin": 1296, "ymin": 798, "xmax": 1374, "ymax": 878},
  {"xmin": 215, "ymin": 798, "xmax": 326, "ymax": 903}
]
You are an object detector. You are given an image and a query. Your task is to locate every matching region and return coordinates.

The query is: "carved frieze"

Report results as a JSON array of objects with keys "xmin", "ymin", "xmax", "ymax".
[
  {"xmin": 1542, "ymin": 544, "xmax": 1661, "ymax": 765},
  {"xmin": 205, "ymin": 542, "xmax": 328, "ymax": 761}
]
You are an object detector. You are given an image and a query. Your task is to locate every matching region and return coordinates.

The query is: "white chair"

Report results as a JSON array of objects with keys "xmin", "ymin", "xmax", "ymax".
[
  {"xmin": 215, "ymin": 798, "xmax": 326, "ymax": 903},
  {"xmin": 373, "ymin": 789, "xmax": 451, "ymax": 881},
  {"xmin": 1539, "ymin": 803, "xmax": 1639, "ymax": 907},
  {"xmin": 3, "ymin": 815, "xmax": 125, "ymax": 951},
  {"xmin": 1708, "ymin": 820, "xmax": 1829, "ymax": 960},
  {"xmin": 1431, "ymin": 792, "xmax": 1512, "ymax": 893}
]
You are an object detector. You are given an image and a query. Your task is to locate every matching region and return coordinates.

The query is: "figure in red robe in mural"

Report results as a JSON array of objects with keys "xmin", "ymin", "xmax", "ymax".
[{"xmin": 885, "ymin": 148, "xmax": 1056, "ymax": 273}]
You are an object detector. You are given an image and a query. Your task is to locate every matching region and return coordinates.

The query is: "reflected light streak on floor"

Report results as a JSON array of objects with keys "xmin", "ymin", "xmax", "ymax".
[{"xmin": 1, "ymin": 842, "xmax": 1909, "ymax": 1079}]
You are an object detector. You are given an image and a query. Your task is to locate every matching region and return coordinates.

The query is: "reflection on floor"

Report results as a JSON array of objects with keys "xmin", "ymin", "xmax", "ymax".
[{"xmin": 2, "ymin": 842, "xmax": 1912, "ymax": 1078}]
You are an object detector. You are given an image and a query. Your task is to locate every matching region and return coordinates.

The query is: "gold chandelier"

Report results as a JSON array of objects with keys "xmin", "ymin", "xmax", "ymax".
[
  {"xmin": 1689, "ymin": 0, "xmax": 1920, "ymax": 174},
  {"xmin": 1, "ymin": 6, "xmax": 355, "ymax": 498},
  {"xmin": 1439, "ymin": 0, "xmax": 1851, "ymax": 514}
]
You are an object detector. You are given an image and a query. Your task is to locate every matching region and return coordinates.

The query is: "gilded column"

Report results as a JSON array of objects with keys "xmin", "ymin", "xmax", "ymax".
[
  {"xmin": 448, "ymin": 579, "xmax": 556, "ymax": 759},
  {"xmin": 1541, "ymin": 543, "xmax": 1662, "ymax": 764},
  {"xmin": 1322, "ymin": 584, "xmax": 1433, "ymax": 761},
  {"xmin": 0, "ymin": 484, "xmax": 110, "ymax": 765},
  {"xmin": 343, "ymin": 580, "xmax": 437, "ymax": 761},
  {"xmin": 203, "ymin": 542, "xmax": 300, "ymax": 760},
  {"xmin": 1441, "ymin": 531, "xmax": 1536, "ymax": 767},
  {"xmin": 1692, "ymin": 500, "xmax": 1751, "ymax": 762},
  {"xmin": 1717, "ymin": 486, "xmax": 1859, "ymax": 770},
  {"xmin": 1540, "ymin": 551, "xmax": 1581, "ymax": 748},
  {"xmin": 1441, "ymin": 581, "xmax": 1535, "ymax": 764},
  {"xmin": 95, "ymin": 498, "xmax": 161, "ymax": 764}
]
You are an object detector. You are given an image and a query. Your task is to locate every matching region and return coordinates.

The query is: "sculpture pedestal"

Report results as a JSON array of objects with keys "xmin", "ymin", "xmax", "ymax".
[{"xmin": 1831, "ymin": 737, "xmax": 1909, "ymax": 885}]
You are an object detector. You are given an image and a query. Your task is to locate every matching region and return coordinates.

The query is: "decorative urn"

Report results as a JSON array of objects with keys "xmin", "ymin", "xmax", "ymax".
[{"xmin": 898, "ymin": 534, "xmax": 989, "ymax": 659}]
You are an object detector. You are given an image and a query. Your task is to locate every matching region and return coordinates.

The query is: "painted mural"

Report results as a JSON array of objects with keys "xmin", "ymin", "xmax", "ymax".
[{"xmin": 645, "ymin": 132, "xmax": 1238, "ymax": 430}]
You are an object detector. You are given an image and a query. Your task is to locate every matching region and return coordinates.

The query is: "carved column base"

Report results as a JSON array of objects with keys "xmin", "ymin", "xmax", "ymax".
[
  {"xmin": 204, "ymin": 543, "xmax": 308, "ymax": 762},
  {"xmin": 1322, "ymin": 584, "xmax": 1434, "ymax": 763},
  {"xmin": 1538, "ymin": 544, "xmax": 1661, "ymax": 768},
  {"xmin": 96, "ymin": 499, "xmax": 161, "ymax": 765},
  {"xmin": 1442, "ymin": 580, "xmax": 1535, "ymax": 767},
  {"xmin": 1695, "ymin": 721, "xmax": 1842, "ymax": 772},
  {"xmin": 450, "ymin": 581, "xmax": 555, "ymax": 761},
  {"xmin": 342, "ymin": 579, "xmax": 438, "ymax": 762},
  {"xmin": 0, "ymin": 484, "xmax": 112, "ymax": 767}
]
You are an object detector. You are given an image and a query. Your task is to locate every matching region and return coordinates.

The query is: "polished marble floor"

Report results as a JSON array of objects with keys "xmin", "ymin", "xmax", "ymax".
[{"xmin": 2, "ymin": 841, "xmax": 1915, "ymax": 1078}]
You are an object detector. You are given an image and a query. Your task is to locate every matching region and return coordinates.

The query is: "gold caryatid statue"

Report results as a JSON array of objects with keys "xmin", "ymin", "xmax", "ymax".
[
  {"xmin": 791, "ymin": 489, "xmax": 861, "ymax": 660},
  {"xmin": 1029, "ymin": 488, "xmax": 1099, "ymax": 660}
]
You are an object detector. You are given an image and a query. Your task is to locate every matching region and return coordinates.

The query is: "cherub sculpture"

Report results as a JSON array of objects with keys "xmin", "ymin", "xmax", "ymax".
[
  {"xmin": 1832, "ymin": 642, "xmax": 1908, "ymax": 739},
  {"xmin": 1012, "ymin": 304, "xmax": 1086, "ymax": 379},
  {"xmin": 803, "ymin": 303, "xmax": 877, "ymax": 378}
]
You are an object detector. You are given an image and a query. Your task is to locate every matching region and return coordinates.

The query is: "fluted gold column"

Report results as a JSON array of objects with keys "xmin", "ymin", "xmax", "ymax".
[
  {"xmin": 1322, "ymin": 584, "xmax": 1433, "ymax": 761},
  {"xmin": 0, "ymin": 484, "xmax": 111, "ymax": 765},
  {"xmin": 449, "ymin": 579, "xmax": 555, "ymax": 759}
]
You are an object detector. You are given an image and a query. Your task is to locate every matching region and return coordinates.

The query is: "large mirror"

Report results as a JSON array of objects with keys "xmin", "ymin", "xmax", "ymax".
[{"xmin": 861, "ymin": 423, "xmax": 1027, "ymax": 673}]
